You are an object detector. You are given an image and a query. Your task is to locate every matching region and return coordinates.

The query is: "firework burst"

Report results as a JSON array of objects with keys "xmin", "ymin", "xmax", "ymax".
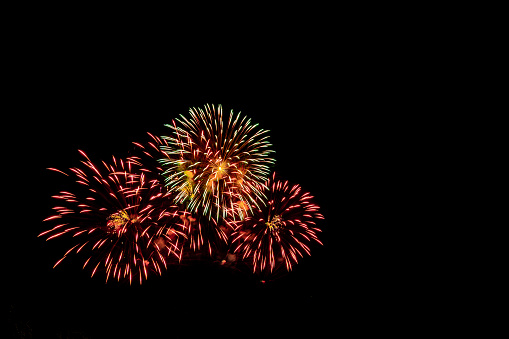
[
  {"xmin": 39, "ymin": 150, "xmax": 187, "ymax": 284},
  {"xmin": 159, "ymin": 104, "xmax": 275, "ymax": 223},
  {"xmin": 230, "ymin": 172, "xmax": 324, "ymax": 275}
]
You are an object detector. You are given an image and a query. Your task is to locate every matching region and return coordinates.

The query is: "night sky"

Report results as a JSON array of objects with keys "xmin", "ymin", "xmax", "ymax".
[{"xmin": 7, "ymin": 47, "xmax": 351, "ymax": 337}]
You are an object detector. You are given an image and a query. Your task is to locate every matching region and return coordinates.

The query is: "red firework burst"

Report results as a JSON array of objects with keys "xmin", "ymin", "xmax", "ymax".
[
  {"xmin": 40, "ymin": 150, "xmax": 187, "ymax": 284},
  {"xmin": 230, "ymin": 172, "xmax": 324, "ymax": 275}
]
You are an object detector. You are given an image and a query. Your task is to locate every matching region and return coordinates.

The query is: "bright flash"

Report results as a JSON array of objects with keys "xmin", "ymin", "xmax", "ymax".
[
  {"xmin": 107, "ymin": 210, "xmax": 131, "ymax": 232},
  {"xmin": 265, "ymin": 214, "xmax": 283, "ymax": 232}
]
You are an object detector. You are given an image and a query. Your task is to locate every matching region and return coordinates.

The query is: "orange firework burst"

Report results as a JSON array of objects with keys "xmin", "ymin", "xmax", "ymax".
[
  {"xmin": 40, "ymin": 150, "xmax": 187, "ymax": 284},
  {"xmin": 159, "ymin": 104, "xmax": 275, "ymax": 223},
  {"xmin": 230, "ymin": 172, "xmax": 324, "ymax": 275}
]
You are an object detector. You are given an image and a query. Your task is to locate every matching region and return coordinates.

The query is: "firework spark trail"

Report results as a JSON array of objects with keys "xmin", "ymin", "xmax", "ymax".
[
  {"xmin": 230, "ymin": 172, "xmax": 324, "ymax": 275},
  {"xmin": 40, "ymin": 150, "xmax": 188, "ymax": 284},
  {"xmin": 129, "ymin": 132, "xmax": 171, "ymax": 174},
  {"xmin": 159, "ymin": 104, "xmax": 276, "ymax": 223}
]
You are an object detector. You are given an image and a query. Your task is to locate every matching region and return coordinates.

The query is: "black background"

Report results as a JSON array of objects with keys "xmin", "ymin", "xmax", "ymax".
[
  {"xmin": 6, "ymin": 28, "xmax": 361, "ymax": 337},
  {"xmin": 5, "ymin": 6, "xmax": 460, "ymax": 337}
]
